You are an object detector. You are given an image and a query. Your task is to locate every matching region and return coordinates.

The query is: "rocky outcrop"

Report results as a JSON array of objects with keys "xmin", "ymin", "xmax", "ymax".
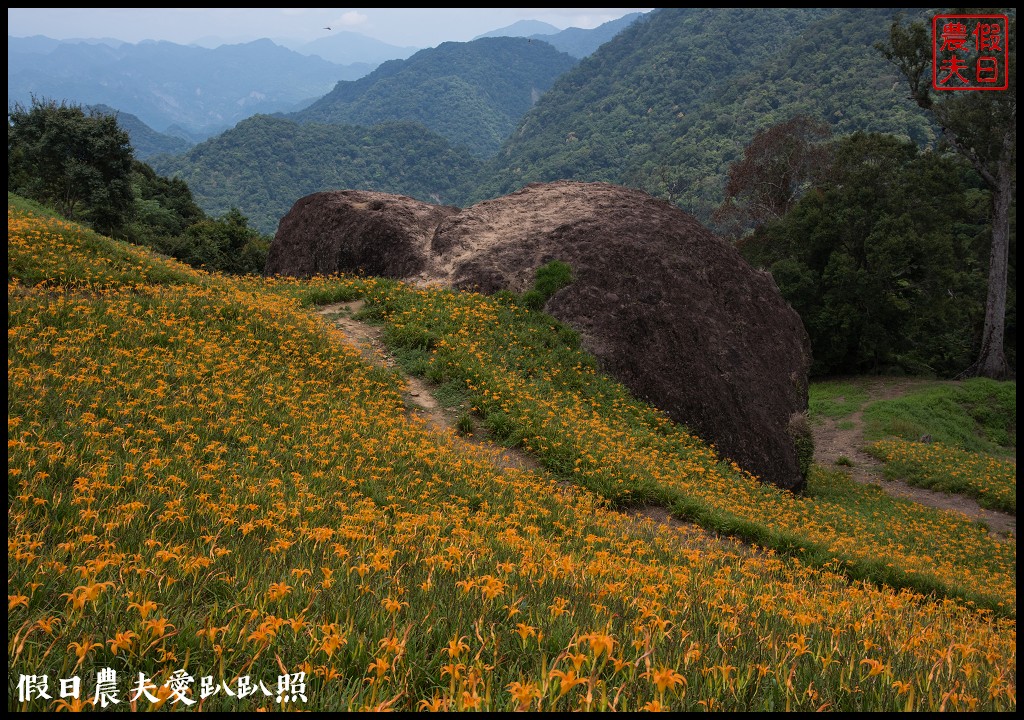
[
  {"xmin": 266, "ymin": 181, "xmax": 813, "ymax": 491},
  {"xmin": 264, "ymin": 190, "xmax": 458, "ymax": 279}
]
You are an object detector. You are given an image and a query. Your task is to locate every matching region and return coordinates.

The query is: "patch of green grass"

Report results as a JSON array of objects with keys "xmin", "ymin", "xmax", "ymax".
[
  {"xmin": 433, "ymin": 378, "xmax": 472, "ymax": 409},
  {"xmin": 297, "ymin": 283, "xmax": 364, "ymax": 307},
  {"xmin": 393, "ymin": 346, "xmax": 431, "ymax": 376},
  {"xmin": 862, "ymin": 378, "xmax": 1016, "ymax": 454},
  {"xmin": 456, "ymin": 412, "xmax": 475, "ymax": 435},
  {"xmin": 808, "ymin": 381, "xmax": 870, "ymax": 420}
]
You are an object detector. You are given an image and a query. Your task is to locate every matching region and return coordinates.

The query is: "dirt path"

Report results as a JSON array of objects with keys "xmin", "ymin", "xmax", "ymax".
[
  {"xmin": 314, "ymin": 301, "xmax": 750, "ymax": 548},
  {"xmin": 811, "ymin": 377, "xmax": 1015, "ymax": 540},
  {"xmin": 317, "ymin": 303, "xmax": 1015, "ymax": 544},
  {"xmin": 317, "ymin": 301, "xmax": 546, "ymax": 476}
]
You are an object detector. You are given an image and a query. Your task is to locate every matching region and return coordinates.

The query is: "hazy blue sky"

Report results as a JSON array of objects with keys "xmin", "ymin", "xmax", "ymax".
[{"xmin": 7, "ymin": 8, "xmax": 653, "ymax": 49}]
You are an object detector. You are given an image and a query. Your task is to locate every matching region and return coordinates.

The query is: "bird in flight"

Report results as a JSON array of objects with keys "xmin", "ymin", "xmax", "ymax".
[{"xmin": 323, "ymin": 26, "xmax": 331, "ymax": 30}]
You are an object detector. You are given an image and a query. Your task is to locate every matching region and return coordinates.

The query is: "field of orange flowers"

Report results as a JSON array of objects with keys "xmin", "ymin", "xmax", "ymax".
[
  {"xmin": 868, "ymin": 439, "xmax": 1016, "ymax": 515},
  {"xmin": 8, "ymin": 200, "xmax": 1017, "ymax": 711}
]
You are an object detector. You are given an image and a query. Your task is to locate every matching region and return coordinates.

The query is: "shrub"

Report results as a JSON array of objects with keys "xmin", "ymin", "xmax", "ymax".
[{"xmin": 520, "ymin": 260, "xmax": 575, "ymax": 311}]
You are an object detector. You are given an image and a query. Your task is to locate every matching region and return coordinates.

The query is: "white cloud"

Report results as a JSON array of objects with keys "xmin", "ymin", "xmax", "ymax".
[{"xmin": 336, "ymin": 11, "xmax": 368, "ymax": 29}]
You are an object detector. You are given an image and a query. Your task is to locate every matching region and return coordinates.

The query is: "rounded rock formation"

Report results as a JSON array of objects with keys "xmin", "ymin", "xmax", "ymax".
[
  {"xmin": 265, "ymin": 189, "xmax": 458, "ymax": 279},
  {"xmin": 266, "ymin": 181, "xmax": 813, "ymax": 491}
]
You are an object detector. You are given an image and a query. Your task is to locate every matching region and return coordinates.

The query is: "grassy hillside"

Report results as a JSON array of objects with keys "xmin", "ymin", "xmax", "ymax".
[
  {"xmin": 808, "ymin": 378, "xmax": 1016, "ymax": 514},
  {"xmin": 8, "ymin": 196, "xmax": 1016, "ymax": 711}
]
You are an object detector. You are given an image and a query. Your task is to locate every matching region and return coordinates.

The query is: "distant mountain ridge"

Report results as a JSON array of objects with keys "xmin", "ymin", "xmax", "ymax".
[
  {"xmin": 527, "ymin": 13, "xmax": 646, "ymax": 57},
  {"xmin": 473, "ymin": 19, "xmax": 562, "ymax": 39},
  {"xmin": 85, "ymin": 104, "xmax": 194, "ymax": 159},
  {"xmin": 284, "ymin": 30, "xmax": 418, "ymax": 66},
  {"xmin": 471, "ymin": 13, "xmax": 648, "ymax": 58},
  {"xmin": 7, "ymin": 35, "xmax": 375, "ymax": 137},
  {"xmin": 8, "ymin": 14, "xmax": 644, "ymax": 139}
]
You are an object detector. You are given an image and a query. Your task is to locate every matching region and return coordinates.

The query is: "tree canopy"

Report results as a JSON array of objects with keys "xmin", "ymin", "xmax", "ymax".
[
  {"xmin": 877, "ymin": 11, "xmax": 1016, "ymax": 379},
  {"xmin": 9, "ymin": 96, "xmax": 136, "ymax": 237},
  {"xmin": 740, "ymin": 132, "xmax": 995, "ymax": 377}
]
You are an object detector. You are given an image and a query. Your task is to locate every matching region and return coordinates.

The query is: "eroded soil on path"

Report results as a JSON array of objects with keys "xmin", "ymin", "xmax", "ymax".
[
  {"xmin": 811, "ymin": 377, "xmax": 1015, "ymax": 540},
  {"xmin": 317, "ymin": 302, "xmax": 578, "ymax": 476}
]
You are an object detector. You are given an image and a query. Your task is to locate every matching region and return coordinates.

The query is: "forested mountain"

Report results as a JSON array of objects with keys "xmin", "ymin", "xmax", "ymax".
[
  {"xmin": 150, "ymin": 115, "xmax": 481, "ymax": 234},
  {"xmin": 7, "ymin": 36, "xmax": 373, "ymax": 137},
  {"xmin": 289, "ymin": 37, "xmax": 578, "ymax": 157},
  {"xmin": 143, "ymin": 8, "xmax": 946, "ymax": 235},
  {"xmin": 86, "ymin": 104, "xmax": 194, "ymax": 159},
  {"xmin": 149, "ymin": 36, "xmax": 577, "ymax": 232},
  {"xmin": 468, "ymin": 7, "xmax": 937, "ymax": 224}
]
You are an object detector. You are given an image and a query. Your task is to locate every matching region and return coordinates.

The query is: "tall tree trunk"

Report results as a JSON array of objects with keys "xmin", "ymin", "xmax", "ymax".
[
  {"xmin": 879, "ymin": 14, "xmax": 1015, "ymax": 380},
  {"xmin": 974, "ymin": 160, "xmax": 1012, "ymax": 380}
]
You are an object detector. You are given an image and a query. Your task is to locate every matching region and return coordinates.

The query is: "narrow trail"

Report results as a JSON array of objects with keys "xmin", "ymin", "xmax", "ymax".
[
  {"xmin": 316, "ymin": 302, "xmax": 1014, "ymax": 546},
  {"xmin": 314, "ymin": 301, "xmax": 747, "ymax": 550},
  {"xmin": 810, "ymin": 378, "xmax": 1015, "ymax": 541},
  {"xmin": 317, "ymin": 300, "xmax": 544, "ymax": 475}
]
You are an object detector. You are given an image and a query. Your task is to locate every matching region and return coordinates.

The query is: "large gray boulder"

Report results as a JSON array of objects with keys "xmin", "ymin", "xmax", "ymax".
[
  {"xmin": 266, "ymin": 181, "xmax": 813, "ymax": 491},
  {"xmin": 264, "ymin": 189, "xmax": 458, "ymax": 279}
]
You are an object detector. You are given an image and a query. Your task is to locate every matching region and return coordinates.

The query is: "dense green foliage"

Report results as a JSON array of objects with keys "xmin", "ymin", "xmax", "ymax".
[
  {"xmin": 9, "ymin": 98, "xmax": 272, "ymax": 275},
  {"xmin": 740, "ymin": 132, "xmax": 995, "ymax": 377},
  {"xmin": 293, "ymin": 37, "xmax": 578, "ymax": 158},
  {"xmin": 128, "ymin": 161, "xmax": 206, "ymax": 238},
  {"xmin": 878, "ymin": 12, "xmax": 1016, "ymax": 380},
  {"xmin": 145, "ymin": 207, "xmax": 271, "ymax": 276},
  {"xmin": 8, "ymin": 97, "xmax": 136, "ymax": 238},
  {"xmin": 863, "ymin": 378, "xmax": 1016, "ymax": 453},
  {"xmin": 128, "ymin": 162, "xmax": 270, "ymax": 275},
  {"xmin": 151, "ymin": 115, "xmax": 483, "ymax": 235},
  {"xmin": 468, "ymin": 8, "xmax": 936, "ymax": 224}
]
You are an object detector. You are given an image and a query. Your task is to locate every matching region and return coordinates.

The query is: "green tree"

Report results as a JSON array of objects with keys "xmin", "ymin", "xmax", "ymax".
[
  {"xmin": 741, "ymin": 132, "xmax": 990, "ymax": 377},
  {"xmin": 128, "ymin": 160, "xmax": 207, "ymax": 242},
  {"xmin": 876, "ymin": 12, "xmax": 1016, "ymax": 379},
  {"xmin": 162, "ymin": 208, "xmax": 270, "ymax": 275},
  {"xmin": 8, "ymin": 97, "xmax": 136, "ymax": 237}
]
